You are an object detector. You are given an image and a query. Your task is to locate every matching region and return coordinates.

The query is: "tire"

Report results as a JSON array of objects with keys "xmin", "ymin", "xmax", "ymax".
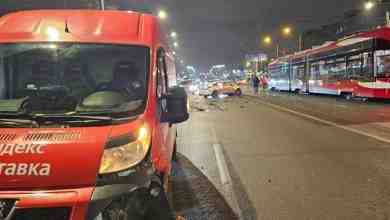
[
  {"xmin": 235, "ymin": 89, "xmax": 242, "ymax": 96},
  {"xmin": 99, "ymin": 186, "xmax": 175, "ymax": 220},
  {"xmin": 342, "ymin": 93, "xmax": 353, "ymax": 101},
  {"xmin": 145, "ymin": 182, "xmax": 175, "ymax": 220}
]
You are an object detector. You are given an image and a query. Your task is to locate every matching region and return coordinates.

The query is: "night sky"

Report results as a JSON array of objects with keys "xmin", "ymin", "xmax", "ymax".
[
  {"xmin": 160, "ymin": 0, "xmax": 360, "ymax": 71},
  {"xmin": 1, "ymin": 0, "xmax": 363, "ymax": 71}
]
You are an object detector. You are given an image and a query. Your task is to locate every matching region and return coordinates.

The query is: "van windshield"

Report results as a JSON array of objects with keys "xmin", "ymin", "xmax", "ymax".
[{"xmin": 0, "ymin": 43, "xmax": 149, "ymax": 118}]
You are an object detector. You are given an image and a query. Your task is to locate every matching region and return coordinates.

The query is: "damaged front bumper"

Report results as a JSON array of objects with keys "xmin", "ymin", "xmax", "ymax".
[{"xmin": 0, "ymin": 159, "xmax": 158, "ymax": 220}]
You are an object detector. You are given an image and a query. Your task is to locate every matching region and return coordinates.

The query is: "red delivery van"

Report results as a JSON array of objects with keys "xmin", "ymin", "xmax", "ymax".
[{"xmin": 0, "ymin": 9, "xmax": 188, "ymax": 220}]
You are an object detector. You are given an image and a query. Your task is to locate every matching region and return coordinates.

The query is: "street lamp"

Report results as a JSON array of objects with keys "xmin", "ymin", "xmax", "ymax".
[
  {"xmin": 170, "ymin": 32, "xmax": 177, "ymax": 38},
  {"xmin": 173, "ymin": 42, "xmax": 179, "ymax": 48},
  {"xmin": 158, "ymin": 10, "xmax": 167, "ymax": 20},
  {"xmin": 263, "ymin": 36, "xmax": 272, "ymax": 45},
  {"xmin": 364, "ymin": 1, "xmax": 375, "ymax": 11},
  {"xmin": 263, "ymin": 36, "xmax": 280, "ymax": 57},
  {"xmin": 282, "ymin": 26, "xmax": 292, "ymax": 36},
  {"xmin": 281, "ymin": 26, "xmax": 303, "ymax": 51},
  {"xmin": 363, "ymin": 1, "xmax": 390, "ymax": 25}
]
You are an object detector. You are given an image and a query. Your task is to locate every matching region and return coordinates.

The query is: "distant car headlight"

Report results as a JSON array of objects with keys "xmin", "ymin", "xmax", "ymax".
[{"xmin": 99, "ymin": 124, "xmax": 151, "ymax": 174}]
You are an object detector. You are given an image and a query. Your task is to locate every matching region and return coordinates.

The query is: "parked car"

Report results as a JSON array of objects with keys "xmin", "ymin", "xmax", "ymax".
[{"xmin": 199, "ymin": 81, "xmax": 242, "ymax": 98}]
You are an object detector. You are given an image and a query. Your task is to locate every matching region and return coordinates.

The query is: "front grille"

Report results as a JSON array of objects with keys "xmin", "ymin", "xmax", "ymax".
[
  {"xmin": 23, "ymin": 132, "xmax": 81, "ymax": 142},
  {"xmin": 0, "ymin": 199, "xmax": 17, "ymax": 219},
  {"xmin": 0, "ymin": 134, "xmax": 17, "ymax": 142},
  {"xmin": 12, "ymin": 207, "xmax": 71, "ymax": 220}
]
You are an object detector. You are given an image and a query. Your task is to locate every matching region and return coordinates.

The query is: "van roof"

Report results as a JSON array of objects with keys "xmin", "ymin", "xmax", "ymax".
[{"xmin": 0, "ymin": 10, "xmax": 159, "ymax": 45}]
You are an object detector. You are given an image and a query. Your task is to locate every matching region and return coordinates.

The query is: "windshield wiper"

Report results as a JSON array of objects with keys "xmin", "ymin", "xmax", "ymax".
[
  {"xmin": 32, "ymin": 114, "xmax": 113, "ymax": 126},
  {"xmin": 0, "ymin": 118, "xmax": 39, "ymax": 128}
]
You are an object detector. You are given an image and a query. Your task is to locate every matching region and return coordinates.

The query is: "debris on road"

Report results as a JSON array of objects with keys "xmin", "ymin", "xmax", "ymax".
[{"xmin": 169, "ymin": 154, "xmax": 238, "ymax": 220}]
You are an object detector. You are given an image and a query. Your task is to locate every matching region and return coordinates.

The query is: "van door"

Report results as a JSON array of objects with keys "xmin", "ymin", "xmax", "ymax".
[{"xmin": 156, "ymin": 49, "xmax": 171, "ymax": 171}]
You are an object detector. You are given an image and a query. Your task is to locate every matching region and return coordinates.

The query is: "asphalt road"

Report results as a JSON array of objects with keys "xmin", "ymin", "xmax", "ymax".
[{"xmin": 178, "ymin": 92, "xmax": 390, "ymax": 220}]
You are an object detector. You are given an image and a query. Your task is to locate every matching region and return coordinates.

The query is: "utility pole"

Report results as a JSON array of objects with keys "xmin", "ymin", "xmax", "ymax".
[
  {"xmin": 379, "ymin": 0, "xmax": 390, "ymax": 25},
  {"xmin": 298, "ymin": 33, "xmax": 303, "ymax": 51},
  {"xmin": 365, "ymin": 0, "xmax": 390, "ymax": 25},
  {"xmin": 100, "ymin": 0, "xmax": 105, "ymax": 10}
]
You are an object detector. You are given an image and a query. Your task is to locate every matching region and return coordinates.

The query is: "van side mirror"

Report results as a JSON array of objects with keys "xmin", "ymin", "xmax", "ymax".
[{"xmin": 161, "ymin": 86, "xmax": 189, "ymax": 124}]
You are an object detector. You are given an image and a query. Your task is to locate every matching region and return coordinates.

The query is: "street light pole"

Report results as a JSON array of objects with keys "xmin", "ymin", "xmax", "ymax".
[
  {"xmin": 365, "ymin": 1, "xmax": 390, "ymax": 25},
  {"xmin": 282, "ymin": 26, "xmax": 304, "ymax": 52},
  {"xmin": 100, "ymin": 0, "xmax": 105, "ymax": 10},
  {"xmin": 298, "ymin": 33, "xmax": 303, "ymax": 51}
]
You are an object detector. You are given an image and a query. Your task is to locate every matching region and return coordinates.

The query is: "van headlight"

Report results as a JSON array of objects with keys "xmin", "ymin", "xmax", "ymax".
[{"xmin": 99, "ymin": 124, "xmax": 151, "ymax": 174}]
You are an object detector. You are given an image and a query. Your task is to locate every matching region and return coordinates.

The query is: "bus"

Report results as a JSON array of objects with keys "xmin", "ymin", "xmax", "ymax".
[
  {"xmin": 0, "ymin": 9, "xmax": 188, "ymax": 220},
  {"xmin": 268, "ymin": 27, "xmax": 390, "ymax": 99}
]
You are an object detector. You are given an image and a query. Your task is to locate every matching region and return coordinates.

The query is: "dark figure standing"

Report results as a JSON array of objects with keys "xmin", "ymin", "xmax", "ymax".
[{"xmin": 252, "ymin": 75, "xmax": 260, "ymax": 95}]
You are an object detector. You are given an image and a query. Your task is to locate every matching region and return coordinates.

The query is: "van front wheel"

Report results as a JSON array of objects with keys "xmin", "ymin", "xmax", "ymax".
[
  {"xmin": 145, "ymin": 182, "xmax": 175, "ymax": 220},
  {"xmin": 342, "ymin": 92, "xmax": 354, "ymax": 100}
]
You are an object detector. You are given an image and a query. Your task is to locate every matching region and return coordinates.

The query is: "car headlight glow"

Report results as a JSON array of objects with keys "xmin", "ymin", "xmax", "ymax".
[{"xmin": 99, "ymin": 124, "xmax": 151, "ymax": 174}]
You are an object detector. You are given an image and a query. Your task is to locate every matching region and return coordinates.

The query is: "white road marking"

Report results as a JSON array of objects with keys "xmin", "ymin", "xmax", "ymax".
[
  {"xmin": 250, "ymin": 96, "xmax": 390, "ymax": 145},
  {"xmin": 213, "ymin": 143, "xmax": 230, "ymax": 185},
  {"xmin": 211, "ymin": 126, "xmax": 243, "ymax": 219}
]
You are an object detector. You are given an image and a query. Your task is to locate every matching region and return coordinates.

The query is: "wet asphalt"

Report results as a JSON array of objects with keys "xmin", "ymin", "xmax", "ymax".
[{"xmin": 177, "ymin": 89, "xmax": 390, "ymax": 220}]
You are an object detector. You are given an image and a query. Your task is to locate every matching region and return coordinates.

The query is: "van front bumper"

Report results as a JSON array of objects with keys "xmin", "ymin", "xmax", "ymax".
[
  {"xmin": 0, "ymin": 187, "xmax": 93, "ymax": 220},
  {"xmin": 0, "ymin": 160, "xmax": 155, "ymax": 220}
]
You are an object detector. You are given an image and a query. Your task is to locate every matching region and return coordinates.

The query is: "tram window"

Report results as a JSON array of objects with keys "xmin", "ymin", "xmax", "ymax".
[
  {"xmin": 310, "ymin": 62, "xmax": 320, "ymax": 80},
  {"xmin": 316, "ymin": 57, "xmax": 346, "ymax": 82},
  {"xmin": 293, "ymin": 64, "xmax": 305, "ymax": 80},
  {"xmin": 269, "ymin": 67, "xmax": 280, "ymax": 80},
  {"xmin": 318, "ymin": 60, "xmax": 329, "ymax": 81},
  {"xmin": 347, "ymin": 54, "xmax": 361, "ymax": 78},
  {"xmin": 376, "ymin": 50, "xmax": 390, "ymax": 78},
  {"xmin": 362, "ymin": 52, "xmax": 373, "ymax": 75},
  {"xmin": 347, "ymin": 53, "xmax": 372, "ymax": 81},
  {"xmin": 329, "ymin": 57, "xmax": 346, "ymax": 81}
]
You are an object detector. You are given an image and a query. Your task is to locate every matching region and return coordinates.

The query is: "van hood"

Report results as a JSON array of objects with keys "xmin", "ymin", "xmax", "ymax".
[{"xmin": 0, "ymin": 127, "xmax": 111, "ymax": 190}]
